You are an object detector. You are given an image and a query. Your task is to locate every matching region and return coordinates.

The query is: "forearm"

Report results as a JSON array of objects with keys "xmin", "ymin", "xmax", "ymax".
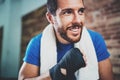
[{"xmin": 24, "ymin": 72, "xmax": 51, "ymax": 80}]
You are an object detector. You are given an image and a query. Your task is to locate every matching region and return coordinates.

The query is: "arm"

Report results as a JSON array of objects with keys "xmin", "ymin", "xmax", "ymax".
[
  {"xmin": 18, "ymin": 62, "xmax": 51, "ymax": 80},
  {"xmin": 98, "ymin": 58, "xmax": 114, "ymax": 80}
]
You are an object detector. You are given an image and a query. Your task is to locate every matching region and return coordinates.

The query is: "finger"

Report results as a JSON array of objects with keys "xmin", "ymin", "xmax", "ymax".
[{"xmin": 60, "ymin": 68, "xmax": 67, "ymax": 76}]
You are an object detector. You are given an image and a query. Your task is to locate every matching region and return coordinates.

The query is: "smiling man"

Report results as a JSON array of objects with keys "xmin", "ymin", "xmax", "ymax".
[
  {"xmin": 18, "ymin": 0, "xmax": 114, "ymax": 80},
  {"xmin": 52, "ymin": 0, "xmax": 85, "ymax": 44}
]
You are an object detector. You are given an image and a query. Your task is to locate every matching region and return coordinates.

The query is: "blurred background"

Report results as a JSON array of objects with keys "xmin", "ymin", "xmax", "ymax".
[{"xmin": 0, "ymin": 0, "xmax": 120, "ymax": 80}]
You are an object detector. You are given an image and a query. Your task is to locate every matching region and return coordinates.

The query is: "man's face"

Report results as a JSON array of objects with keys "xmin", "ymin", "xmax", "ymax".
[{"xmin": 53, "ymin": 0, "xmax": 85, "ymax": 44}]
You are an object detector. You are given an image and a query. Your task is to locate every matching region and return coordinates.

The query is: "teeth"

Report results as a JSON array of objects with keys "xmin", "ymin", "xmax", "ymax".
[
  {"xmin": 69, "ymin": 26, "xmax": 79, "ymax": 31},
  {"xmin": 72, "ymin": 28, "xmax": 78, "ymax": 31}
]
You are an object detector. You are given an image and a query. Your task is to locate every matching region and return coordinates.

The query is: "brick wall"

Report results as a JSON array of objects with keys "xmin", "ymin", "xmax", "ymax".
[
  {"xmin": 84, "ymin": 0, "xmax": 120, "ymax": 74},
  {"xmin": 21, "ymin": 5, "xmax": 48, "ymax": 65}
]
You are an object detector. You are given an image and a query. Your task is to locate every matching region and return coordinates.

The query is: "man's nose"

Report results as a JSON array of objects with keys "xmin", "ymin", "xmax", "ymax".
[{"xmin": 72, "ymin": 13, "xmax": 81, "ymax": 23}]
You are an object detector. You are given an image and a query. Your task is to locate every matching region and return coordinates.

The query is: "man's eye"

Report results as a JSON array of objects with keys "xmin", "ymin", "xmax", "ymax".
[
  {"xmin": 63, "ymin": 10, "xmax": 72, "ymax": 15},
  {"xmin": 78, "ymin": 8, "xmax": 85, "ymax": 14}
]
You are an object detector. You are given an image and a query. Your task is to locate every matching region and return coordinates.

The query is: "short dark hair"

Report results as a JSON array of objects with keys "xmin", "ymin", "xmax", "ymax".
[
  {"xmin": 47, "ymin": 0, "xmax": 84, "ymax": 16},
  {"xmin": 47, "ymin": 0, "xmax": 57, "ymax": 16}
]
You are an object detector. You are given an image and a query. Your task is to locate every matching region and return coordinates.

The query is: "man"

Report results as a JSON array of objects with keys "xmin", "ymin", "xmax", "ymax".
[{"xmin": 18, "ymin": 0, "xmax": 114, "ymax": 80}]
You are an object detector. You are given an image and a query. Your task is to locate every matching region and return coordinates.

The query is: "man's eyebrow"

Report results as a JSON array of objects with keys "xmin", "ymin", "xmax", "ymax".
[
  {"xmin": 61, "ymin": 8, "xmax": 73, "ymax": 12},
  {"xmin": 79, "ymin": 7, "xmax": 85, "ymax": 11},
  {"xmin": 61, "ymin": 7, "xmax": 85, "ymax": 12},
  {"xmin": 79, "ymin": 7, "xmax": 85, "ymax": 9}
]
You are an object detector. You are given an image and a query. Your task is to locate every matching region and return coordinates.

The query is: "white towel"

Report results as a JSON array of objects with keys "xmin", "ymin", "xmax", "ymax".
[{"xmin": 40, "ymin": 24, "xmax": 99, "ymax": 80}]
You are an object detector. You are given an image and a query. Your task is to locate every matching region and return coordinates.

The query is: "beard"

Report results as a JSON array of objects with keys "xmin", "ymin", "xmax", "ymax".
[{"xmin": 58, "ymin": 23, "xmax": 83, "ymax": 43}]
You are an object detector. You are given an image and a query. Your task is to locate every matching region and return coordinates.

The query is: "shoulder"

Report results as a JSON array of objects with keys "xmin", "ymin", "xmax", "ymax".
[
  {"xmin": 87, "ymin": 29, "xmax": 105, "ymax": 47},
  {"xmin": 26, "ymin": 33, "xmax": 42, "ymax": 51},
  {"xmin": 31, "ymin": 33, "xmax": 42, "ymax": 43},
  {"xmin": 29, "ymin": 33, "xmax": 43, "ymax": 47},
  {"xmin": 87, "ymin": 29, "xmax": 106, "ymax": 47},
  {"xmin": 88, "ymin": 29, "xmax": 102, "ymax": 41}
]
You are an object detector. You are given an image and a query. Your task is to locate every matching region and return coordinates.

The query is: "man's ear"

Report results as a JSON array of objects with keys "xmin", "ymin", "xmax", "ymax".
[{"xmin": 46, "ymin": 12, "xmax": 55, "ymax": 24}]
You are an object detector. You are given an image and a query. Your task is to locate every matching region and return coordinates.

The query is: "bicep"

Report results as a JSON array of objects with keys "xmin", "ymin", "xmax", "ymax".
[
  {"xmin": 18, "ymin": 62, "xmax": 40, "ymax": 79},
  {"xmin": 98, "ymin": 58, "xmax": 114, "ymax": 80}
]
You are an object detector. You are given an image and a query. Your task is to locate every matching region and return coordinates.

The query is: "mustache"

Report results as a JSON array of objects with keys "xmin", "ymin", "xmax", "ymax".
[{"xmin": 66, "ymin": 23, "xmax": 83, "ymax": 30}]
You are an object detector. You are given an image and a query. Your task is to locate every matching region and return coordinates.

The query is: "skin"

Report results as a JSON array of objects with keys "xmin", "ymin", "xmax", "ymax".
[{"xmin": 18, "ymin": 0, "xmax": 114, "ymax": 80}]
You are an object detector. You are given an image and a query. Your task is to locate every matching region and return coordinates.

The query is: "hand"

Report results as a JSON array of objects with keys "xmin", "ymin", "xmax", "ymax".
[{"xmin": 49, "ymin": 48, "xmax": 86, "ymax": 80}]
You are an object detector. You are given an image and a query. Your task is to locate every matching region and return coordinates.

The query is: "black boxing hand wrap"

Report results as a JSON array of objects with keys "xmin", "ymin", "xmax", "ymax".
[{"xmin": 49, "ymin": 48, "xmax": 86, "ymax": 80}]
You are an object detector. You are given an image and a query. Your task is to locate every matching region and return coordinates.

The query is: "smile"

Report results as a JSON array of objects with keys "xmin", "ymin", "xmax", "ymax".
[
  {"xmin": 68, "ymin": 26, "xmax": 79, "ymax": 31},
  {"xmin": 67, "ymin": 26, "xmax": 81, "ymax": 36}
]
